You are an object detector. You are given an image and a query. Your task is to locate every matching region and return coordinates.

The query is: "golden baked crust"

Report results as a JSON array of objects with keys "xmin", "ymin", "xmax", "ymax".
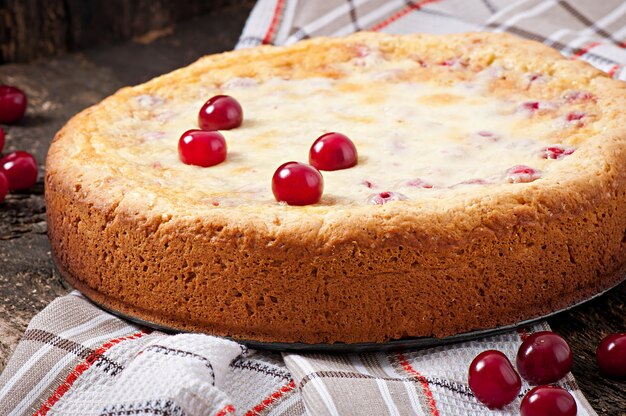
[{"xmin": 46, "ymin": 32, "xmax": 626, "ymax": 343}]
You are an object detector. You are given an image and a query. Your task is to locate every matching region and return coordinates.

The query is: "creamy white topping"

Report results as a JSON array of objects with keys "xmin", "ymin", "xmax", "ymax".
[{"xmin": 105, "ymin": 60, "xmax": 591, "ymax": 207}]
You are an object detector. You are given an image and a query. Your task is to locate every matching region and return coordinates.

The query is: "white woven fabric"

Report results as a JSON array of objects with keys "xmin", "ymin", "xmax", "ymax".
[{"xmin": 0, "ymin": 292, "xmax": 596, "ymax": 415}]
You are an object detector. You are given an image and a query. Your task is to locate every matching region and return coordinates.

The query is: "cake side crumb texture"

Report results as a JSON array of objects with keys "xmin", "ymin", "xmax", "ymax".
[{"xmin": 46, "ymin": 32, "xmax": 626, "ymax": 343}]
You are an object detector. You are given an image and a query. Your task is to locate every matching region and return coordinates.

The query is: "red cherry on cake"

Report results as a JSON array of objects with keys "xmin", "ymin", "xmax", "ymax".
[
  {"xmin": 564, "ymin": 90, "xmax": 595, "ymax": 103},
  {"xmin": 541, "ymin": 146, "xmax": 575, "ymax": 160},
  {"xmin": 198, "ymin": 95, "xmax": 243, "ymax": 131},
  {"xmin": 520, "ymin": 385, "xmax": 577, "ymax": 416},
  {"xmin": 0, "ymin": 127, "xmax": 4, "ymax": 154},
  {"xmin": 468, "ymin": 350, "xmax": 522, "ymax": 409},
  {"xmin": 520, "ymin": 101, "xmax": 540, "ymax": 113},
  {"xmin": 0, "ymin": 85, "xmax": 27, "ymax": 124},
  {"xmin": 566, "ymin": 111, "xmax": 585, "ymax": 122},
  {"xmin": 272, "ymin": 162, "xmax": 323, "ymax": 206},
  {"xmin": 178, "ymin": 129, "xmax": 227, "ymax": 167},
  {"xmin": 596, "ymin": 333, "xmax": 626, "ymax": 378},
  {"xmin": 0, "ymin": 172, "xmax": 8, "ymax": 203},
  {"xmin": 506, "ymin": 165, "xmax": 541, "ymax": 183},
  {"xmin": 362, "ymin": 180, "xmax": 376, "ymax": 189},
  {"xmin": 309, "ymin": 132, "xmax": 358, "ymax": 171},
  {"xmin": 367, "ymin": 191, "xmax": 408, "ymax": 205},
  {"xmin": 0, "ymin": 151, "xmax": 37, "ymax": 190},
  {"xmin": 516, "ymin": 331, "xmax": 573, "ymax": 384},
  {"xmin": 406, "ymin": 178, "xmax": 433, "ymax": 188}
]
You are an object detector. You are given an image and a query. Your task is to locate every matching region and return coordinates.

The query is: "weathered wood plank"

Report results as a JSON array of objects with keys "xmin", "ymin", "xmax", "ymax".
[
  {"xmin": 0, "ymin": 2, "xmax": 251, "ymax": 369},
  {"xmin": 0, "ymin": 0, "xmax": 246, "ymax": 63}
]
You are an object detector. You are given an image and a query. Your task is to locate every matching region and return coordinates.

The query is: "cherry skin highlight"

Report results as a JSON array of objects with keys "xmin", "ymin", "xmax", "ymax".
[
  {"xmin": 178, "ymin": 129, "xmax": 227, "ymax": 167},
  {"xmin": 198, "ymin": 95, "xmax": 243, "ymax": 131},
  {"xmin": 516, "ymin": 331, "xmax": 573, "ymax": 384},
  {"xmin": 0, "ymin": 151, "xmax": 37, "ymax": 190},
  {"xmin": 309, "ymin": 132, "xmax": 358, "ymax": 171},
  {"xmin": 468, "ymin": 350, "xmax": 522, "ymax": 409},
  {"xmin": 0, "ymin": 85, "xmax": 27, "ymax": 124},
  {"xmin": 596, "ymin": 333, "xmax": 626, "ymax": 378},
  {"xmin": 520, "ymin": 385, "xmax": 577, "ymax": 416},
  {"xmin": 272, "ymin": 162, "xmax": 323, "ymax": 206}
]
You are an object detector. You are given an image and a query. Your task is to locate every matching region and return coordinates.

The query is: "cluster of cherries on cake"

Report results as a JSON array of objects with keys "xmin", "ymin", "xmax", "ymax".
[
  {"xmin": 178, "ymin": 94, "xmax": 355, "ymax": 205},
  {"xmin": 469, "ymin": 331, "xmax": 626, "ymax": 415},
  {"xmin": 179, "ymin": 94, "xmax": 580, "ymax": 206},
  {"xmin": 0, "ymin": 85, "xmax": 38, "ymax": 204}
]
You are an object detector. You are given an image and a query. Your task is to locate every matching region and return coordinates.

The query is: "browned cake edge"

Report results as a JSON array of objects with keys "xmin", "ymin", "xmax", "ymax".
[
  {"xmin": 46, "ymin": 150, "xmax": 626, "ymax": 343},
  {"xmin": 45, "ymin": 32, "xmax": 626, "ymax": 343}
]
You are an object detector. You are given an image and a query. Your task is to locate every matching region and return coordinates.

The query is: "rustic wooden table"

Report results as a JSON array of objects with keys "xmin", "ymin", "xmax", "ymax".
[{"xmin": 0, "ymin": 4, "xmax": 624, "ymax": 414}]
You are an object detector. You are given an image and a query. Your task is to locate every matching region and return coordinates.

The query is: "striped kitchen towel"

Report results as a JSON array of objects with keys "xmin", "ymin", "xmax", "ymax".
[
  {"xmin": 2, "ymin": 0, "xmax": 624, "ymax": 414},
  {"xmin": 0, "ymin": 292, "xmax": 595, "ymax": 415},
  {"xmin": 238, "ymin": 0, "xmax": 626, "ymax": 81}
]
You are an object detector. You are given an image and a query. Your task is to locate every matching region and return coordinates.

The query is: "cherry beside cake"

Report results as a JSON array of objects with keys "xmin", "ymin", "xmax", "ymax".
[{"xmin": 45, "ymin": 32, "xmax": 626, "ymax": 344}]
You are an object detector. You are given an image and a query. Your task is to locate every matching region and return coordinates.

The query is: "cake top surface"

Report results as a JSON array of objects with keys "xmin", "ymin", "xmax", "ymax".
[{"xmin": 48, "ymin": 32, "xmax": 626, "ymax": 224}]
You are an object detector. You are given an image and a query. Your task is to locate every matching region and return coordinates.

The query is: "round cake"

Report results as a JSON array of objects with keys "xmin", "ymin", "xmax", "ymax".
[{"xmin": 45, "ymin": 32, "xmax": 626, "ymax": 344}]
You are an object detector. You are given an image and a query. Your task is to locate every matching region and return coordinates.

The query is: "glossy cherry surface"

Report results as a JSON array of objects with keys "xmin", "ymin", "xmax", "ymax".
[
  {"xmin": 272, "ymin": 162, "xmax": 323, "ymax": 206},
  {"xmin": 0, "ymin": 127, "xmax": 4, "ymax": 154},
  {"xmin": 516, "ymin": 331, "xmax": 573, "ymax": 384},
  {"xmin": 468, "ymin": 350, "xmax": 521, "ymax": 409},
  {"xmin": 308, "ymin": 132, "xmax": 358, "ymax": 171},
  {"xmin": 0, "ymin": 85, "xmax": 27, "ymax": 124},
  {"xmin": 198, "ymin": 95, "xmax": 243, "ymax": 131},
  {"xmin": 0, "ymin": 172, "xmax": 8, "ymax": 203},
  {"xmin": 596, "ymin": 333, "xmax": 626, "ymax": 378},
  {"xmin": 520, "ymin": 385, "xmax": 577, "ymax": 416},
  {"xmin": 178, "ymin": 129, "xmax": 227, "ymax": 167},
  {"xmin": 0, "ymin": 151, "xmax": 37, "ymax": 190}
]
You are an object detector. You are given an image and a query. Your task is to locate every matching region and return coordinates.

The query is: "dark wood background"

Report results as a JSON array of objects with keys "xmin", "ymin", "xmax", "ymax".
[
  {"xmin": 0, "ymin": 2, "xmax": 624, "ymax": 414},
  {"xmin": 0, "ymin": 0, "xmax": 241, "ymax": 63}
]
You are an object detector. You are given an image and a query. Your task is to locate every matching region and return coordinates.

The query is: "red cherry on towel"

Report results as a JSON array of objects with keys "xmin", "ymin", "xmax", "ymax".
[
  {"xmin": 198, "ymin": 95, "xmax": 243, "ymax": 131},
  {"xmin": 0, "ymin": 127, "xmax": 5, "ymax": 154},
  {"xmin": 0, "ymin": 85, "xmax": 27, "ymax": 124},
  {"xmin": 516, "ymin": 331, "xmax": 573, "ymax": 384},
  {"xmin": 272, "ymin": 162, "xmax": 323, "ymax": 206},
  {"xmin": 309, "ymin": 132, "xmax": 358, "ymax": 171},
  {"xmin": 0, "ymin": 172, "xmax": 8, "ymax": 203},
  {"xmin": 520, "ymin": 385, "xmax": 577, "ymax": 416},
  {"xmin": 178, "ymin": 129, "xmax": 227, "ymax": 167},
  {"xmin": 596, "ymin": 333, "xmax": 626, "ymax": 378},
  {"xmin": 0, "ymin": 151, "xmax": 37, "ymax": 190},
  {"xmin": 468, "ymin": 350, "xmax": 521, "ymax": 409}
]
